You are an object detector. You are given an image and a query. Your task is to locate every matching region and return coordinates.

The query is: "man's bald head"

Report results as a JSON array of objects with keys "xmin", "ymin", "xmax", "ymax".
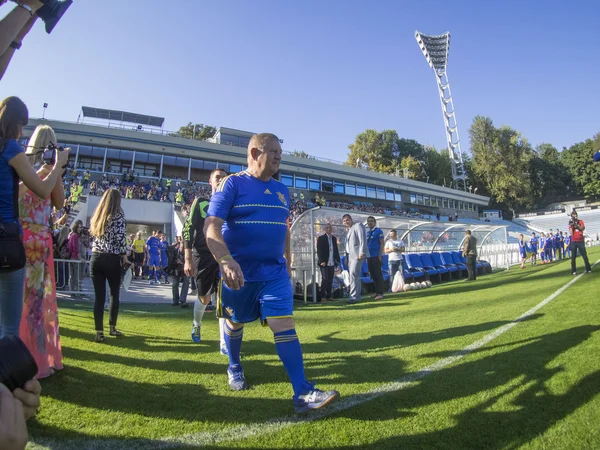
[{"xmin": 248, "ymin": 133, "xmax": 280, "ymax": 154}]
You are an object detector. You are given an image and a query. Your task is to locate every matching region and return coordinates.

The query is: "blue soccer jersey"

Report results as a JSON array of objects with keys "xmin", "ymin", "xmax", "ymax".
[
  {"xmin": 207, "ymin": 172, "xmax": 289, "ymax": 282},
  {"xmin": 530, "ymin": 236, "xmax": 538, "ymax": 251},
  {"xmin": 146, "ymin": 236, "xmax": 160, "ymax": 255},
  {"xmin": 159, "ymin": 240, "xmax": 169, "ymax": 265},
  {"xmin": 367, "ymin": 227, "xmax": 384, "ymax": 257}
]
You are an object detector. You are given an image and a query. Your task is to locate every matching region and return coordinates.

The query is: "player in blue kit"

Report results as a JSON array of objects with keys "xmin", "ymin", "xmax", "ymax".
[
  {"xmin": 529, "ymin": 232, "xmax": 538, "ymax": 266},
  {"xmin": 544, "ymin": 232, "xmax": 554, "ymax": 263},
  {"xmin": 146, "ymin": 230, "xmax": 161, "ymax": 284},
  {"xmin": 204, "ymin": 133, "xmax": 339, "ymax": 413},
  {"xmin": 159, "ymin": 233, "xmax": 170, "ymax": 283}
]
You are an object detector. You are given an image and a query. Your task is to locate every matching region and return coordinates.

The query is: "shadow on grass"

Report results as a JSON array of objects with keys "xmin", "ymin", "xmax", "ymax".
[{"xmin": 319, "ymin": 324, "xmax": 600, "ymax": 449}]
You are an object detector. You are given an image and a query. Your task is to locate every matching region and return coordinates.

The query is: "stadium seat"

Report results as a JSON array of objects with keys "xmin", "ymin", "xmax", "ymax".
[
  {"xmin": 421, "ymin": 253, "xmax": 450, "ymax": 282},
  {"xmin": 452, "ymin": 251, "xmax": 483, "ymax": 275},
  {"xmin": 441, "ymin": 252, "xmax": 466, "ymax": 278},
  {"xmin": 404, "ymin": 254, "xmax": 428, "ymax": 282},
  {"xmin": 406, "ymin": 253, "xmax": 441, "ymax": 283},
  {"xmin": 431, "ymin": 252, "xmax": 459, "ymax": 280}
]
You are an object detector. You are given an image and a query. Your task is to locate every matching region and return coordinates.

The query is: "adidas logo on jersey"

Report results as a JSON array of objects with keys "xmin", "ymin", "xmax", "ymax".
[{"xmin": 264, "ymin": 189, "xmax": 272, "ymax": 194}]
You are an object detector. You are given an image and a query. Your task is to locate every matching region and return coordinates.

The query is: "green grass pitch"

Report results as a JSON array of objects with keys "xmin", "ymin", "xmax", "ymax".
[{"xmin": 27, "ymin": 248, "xmax": 600, "ymax": 449}]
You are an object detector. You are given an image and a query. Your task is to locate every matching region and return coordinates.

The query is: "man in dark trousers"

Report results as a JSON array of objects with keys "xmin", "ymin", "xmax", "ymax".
[
  {"xmin": 317, "ymin": 223, "xmax": 341, "ymax": 302},
  {"xmin": 568, "ymin": 210, "xmax": 592, "ymax": 275},
  {"xmin": 462, "ymin": 230, "xmax": 477, "ymax": 281}
]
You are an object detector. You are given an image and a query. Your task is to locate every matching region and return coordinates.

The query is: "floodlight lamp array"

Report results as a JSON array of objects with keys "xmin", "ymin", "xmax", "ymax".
[{"xmin": 415, "ymin": 31, "xmax": 450, "ymax": 71}]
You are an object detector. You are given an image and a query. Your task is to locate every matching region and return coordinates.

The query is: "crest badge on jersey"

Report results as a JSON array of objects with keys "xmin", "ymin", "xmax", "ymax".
[
  {"xmin": 276, "ymin": 192, "xmax": 287, "ymax": 206},
  {"xmin": 225, "ymin": 307, "xmax": 233, "ymax": 316}
]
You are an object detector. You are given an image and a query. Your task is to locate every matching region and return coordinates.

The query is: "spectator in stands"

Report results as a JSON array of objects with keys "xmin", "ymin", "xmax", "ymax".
[
  {"xmin": 342, "ymin": 214, "xmax": 368, "ymax": 305},
  {"xmin": 0, "ymin": 96, "xmax": 67, "ymax": 338},
  {"xmin": 462, "ymin": 230, "xmax": 477, "ymax": 281},
  {"xmin": 365, "ymin": 216, "xmax": 385, "ymax": 300},
  {"xmin": 19, "ymin": 124, "xmax": 66, "ymax": 379},
  {"xmin": 316, "ymin": 223, "xmax": 340, "ymax": 302},
  {"xmin": 89, "ymin": 188, "xmax": 130, "ymax": 343},
  {"xmin": 384, "ymin": 229, "xmax": 406, "ymax": 288},
  {"xmin": 568, "ymin": 211, "xmax": 591, "ymax": 275}
]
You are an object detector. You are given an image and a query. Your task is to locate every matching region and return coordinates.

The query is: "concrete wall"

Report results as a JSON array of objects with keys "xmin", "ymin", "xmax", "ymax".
[{"xmin": 86, "ymin": 196, "xmax": 173, "ymax": 231}]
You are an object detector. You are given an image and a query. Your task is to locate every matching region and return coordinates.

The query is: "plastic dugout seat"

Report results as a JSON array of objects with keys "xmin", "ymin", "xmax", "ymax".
[
  {"xmin": 440, "ymin": 252, "xmax": 465, "ymax": 278},
  {"xmin": 448, "ymin": 252, "xmax": 469, "ymax": 277},
  {"xmin": 420, "ymin": 253, "xmax": 449, "ymax": 282},
  {"xmin": 431, "ymin": 252, "xmax": 458, "ymax": 280},
  {"xmin": 341, "ymin": 256, "xmax": 349, "ymax": 271},
  {"xmin": 452, "ymin": 251, "xmax": 484, "ymax": 275},
  {"xmin": 381, "ymin": 254, "xmax": 390, "ymax": 282},
  {"xmin": 404, "ymin": 254, "xmax": 427, "ymax": 281},
  {"xmin": 406, "ymin": 253, "xmax": 440, "ymax": 282}
]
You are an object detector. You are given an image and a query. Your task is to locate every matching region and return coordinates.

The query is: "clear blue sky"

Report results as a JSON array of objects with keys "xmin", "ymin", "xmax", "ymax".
[{"xmin": 1, "ymin": 0, "xmax": 598, "ymax": 162}]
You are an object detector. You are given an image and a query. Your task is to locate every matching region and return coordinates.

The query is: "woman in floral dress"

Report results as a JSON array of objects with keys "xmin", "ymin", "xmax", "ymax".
[{"xmin": 19, "ymin": 125, "xmax": 66, "ymax": 378}]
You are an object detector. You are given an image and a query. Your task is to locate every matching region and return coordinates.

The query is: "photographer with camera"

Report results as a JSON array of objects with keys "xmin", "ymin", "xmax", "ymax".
[
  {"xmin": 18, "ymin": 124, "xmax": 65, "ymax": 379},
  {"xmin": 0, "ymin": 97, "xmax": 68, "ymax": 339},
  {"xmin": 568, "ymin": 210, "xmax": 592, "ymax": 275}
]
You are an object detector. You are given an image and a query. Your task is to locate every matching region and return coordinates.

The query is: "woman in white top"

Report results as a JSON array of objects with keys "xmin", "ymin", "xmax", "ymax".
[{"xmin": 384, "ymin": 229, "xmax": 406, "ymax": 283}]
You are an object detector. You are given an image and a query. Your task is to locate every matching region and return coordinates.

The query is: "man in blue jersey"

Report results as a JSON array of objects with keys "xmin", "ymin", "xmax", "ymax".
[
  {"xmin": 204, "ymin": 133, "xmax": 339, "ymax": 413},
  {"xmin": 545, "ymin": 232, "xmax": 554, "ymax": 262},
  {"xmin": 159, "ymin": 232, "xmax": 170, "ymax": 283},
  {"xmin": 539, "ymin": 232, "xmax": 546, "ymax": 264},
  {"xmin": 145, "ymin": 230, "xmax": 162, "ymax": 284},
  {"xmin": 529, "ymin": 232, "xmax": 538, "ymax": 266}
]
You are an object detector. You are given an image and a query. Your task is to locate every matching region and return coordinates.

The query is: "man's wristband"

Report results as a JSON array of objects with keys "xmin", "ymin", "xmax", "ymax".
[
  {"xmin": 217, "ymin": 255, "xmax": 232, "ymax": 264},
  {"xmin": 17, "ymin": 3, "xmax": 34, "ymax": 17}
]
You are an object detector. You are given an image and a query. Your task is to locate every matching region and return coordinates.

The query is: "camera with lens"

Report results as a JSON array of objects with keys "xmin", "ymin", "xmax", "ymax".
[
  {"xmin": 0, "ymin": 335, "xmax": 38, "ymax": 391},
  {"xmin": 80, "ymin": 226, "xmax": 90, "ymax": 236},
  {"xmin": 42, "ymin": 142, "xmax": 64, "ymax": 166}
]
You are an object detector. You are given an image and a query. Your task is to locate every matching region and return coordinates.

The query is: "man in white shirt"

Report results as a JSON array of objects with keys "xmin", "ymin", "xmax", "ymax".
[{"xmin": 384, "ymin": 229, "xmax": 406, "ymax": 287}]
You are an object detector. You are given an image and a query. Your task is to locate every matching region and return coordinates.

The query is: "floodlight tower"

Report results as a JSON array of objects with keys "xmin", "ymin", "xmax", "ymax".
[{"xmin": 415, "ymin": 31, "xmax": 466, "ymax": 191}]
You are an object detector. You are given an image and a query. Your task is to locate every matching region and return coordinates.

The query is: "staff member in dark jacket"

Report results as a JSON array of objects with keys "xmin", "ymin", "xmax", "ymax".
[
  {"xmin": 89, "ymin": 188, "xmax": 130, "ymax": 343},
  {"xmin": 317, "ymin": 224, "xmax": 341, "ymax": 301},
  {"xmin": 462, "ymin": 230, "xmax": 478, "ymax": 281}
]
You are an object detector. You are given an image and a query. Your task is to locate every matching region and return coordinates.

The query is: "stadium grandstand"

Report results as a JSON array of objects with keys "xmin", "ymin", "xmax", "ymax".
[
  {"xmin": 21, "ymin": 107, "xmax": 491, "ymax": 239},
  {"xmin": 515, "ymin": 208, "xmax": 600, "ymax": 244}
]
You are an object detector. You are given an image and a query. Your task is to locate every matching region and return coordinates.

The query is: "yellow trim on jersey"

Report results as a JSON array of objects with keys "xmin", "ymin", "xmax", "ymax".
[
  {"xmin": 215, "ymin": 171, "xmax": 245, "ymax": 193},
  {"xmin": 235, "ymin": 220, "xmax": 287, "ymax": 226},
  {"xmin": 216, "ymin": 278, "xmax": 224, "ymax": 318},
  {"xmin": 261, "ymin": 315, "xmax": 294, "ymax": 327},
  {"xmin": 233, "ymin": 204, "xmax": 289, "ymax": 210}
]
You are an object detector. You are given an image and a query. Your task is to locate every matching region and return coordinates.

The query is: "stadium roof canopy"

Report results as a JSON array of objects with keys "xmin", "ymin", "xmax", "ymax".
[{"xmin": 81, "ymin": 106, "xmax": 165, "ymax": 128}]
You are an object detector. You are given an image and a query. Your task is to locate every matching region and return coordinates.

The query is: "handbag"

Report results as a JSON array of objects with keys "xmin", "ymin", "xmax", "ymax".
[{"xmin": 0, "ymin": 140, "xmax": 26, "ymax": 272}]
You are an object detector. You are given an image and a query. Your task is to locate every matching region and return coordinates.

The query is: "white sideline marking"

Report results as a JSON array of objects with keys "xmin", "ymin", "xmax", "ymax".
[{"xmin": 28, "ymin": 260, "xmax": 599, "ymax": 450}]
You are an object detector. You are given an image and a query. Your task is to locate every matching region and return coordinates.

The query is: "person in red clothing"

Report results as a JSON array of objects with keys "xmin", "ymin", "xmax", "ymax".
[{"xmin": 568, "ymin": 210, "xmax": 592, "ymax": 275}]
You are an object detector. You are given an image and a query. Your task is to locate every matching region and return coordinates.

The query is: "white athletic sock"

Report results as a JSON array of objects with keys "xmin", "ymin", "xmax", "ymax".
[{"xmin": 193, "ymin": 300, "xmax": 207, "ymax": 327}]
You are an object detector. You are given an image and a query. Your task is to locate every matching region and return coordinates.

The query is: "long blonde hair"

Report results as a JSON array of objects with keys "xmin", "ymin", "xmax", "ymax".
[
  {"xmin": 25, "ymin": 124, "xmax": 57, "ymax": 167},
  {"xmin": 90, "ymin": 188, "xmax": 122, "ymax": 237}
]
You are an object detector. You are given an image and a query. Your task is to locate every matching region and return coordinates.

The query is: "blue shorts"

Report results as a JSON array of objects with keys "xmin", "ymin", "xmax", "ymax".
[
  {"xmin": 217, "ymin": 276, "xmax": 293, "ymax": 325},
  {"xmin": 148, "ymin": 254, "xmax": 161, "ymax": 267},
  {"xmin": 161, "ymin": 253, "xmax": 168, "ymax": 267}
]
